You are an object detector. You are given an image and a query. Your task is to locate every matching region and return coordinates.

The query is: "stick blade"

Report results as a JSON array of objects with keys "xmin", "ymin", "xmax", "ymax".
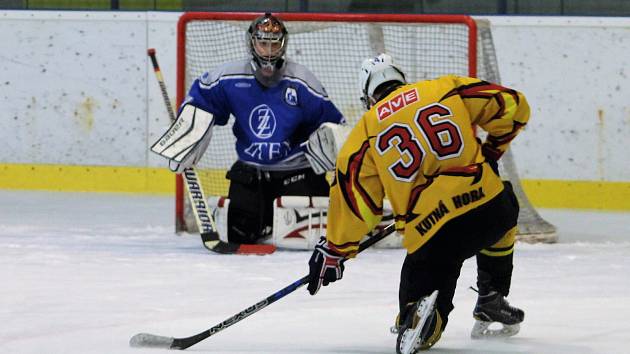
[
  {"xmin": 207, "ymin": 241, "xmax": 277, "ymax": 255},
  {"xmin": 129, "ymin": 333, "xmax": 175, "ymax": 349},
  {"xmin": 201, "ymin": 232, "xmax": 277, "ymax": 255},
  {"xmin": 237, "ymin": 244, "xmax": 277, "ymax": 255}
]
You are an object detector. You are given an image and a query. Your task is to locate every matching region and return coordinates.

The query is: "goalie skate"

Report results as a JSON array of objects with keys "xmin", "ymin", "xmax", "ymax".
[
  {"xmin": 396, "ymin": 290, "xmax": 439, "ymax": 354},
  {"xmin": 471, "ymin": 290, "xmax": 524, "ymax": 339}
]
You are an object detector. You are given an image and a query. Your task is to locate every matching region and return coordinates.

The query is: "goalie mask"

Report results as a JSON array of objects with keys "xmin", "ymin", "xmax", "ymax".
[
  {"xmin": 248, "ymin": 13, "xmax": 288, "ymax": 79},
  {"xmin": 359, "ymin": 53, "xmax": 406, "ymax": 110}
]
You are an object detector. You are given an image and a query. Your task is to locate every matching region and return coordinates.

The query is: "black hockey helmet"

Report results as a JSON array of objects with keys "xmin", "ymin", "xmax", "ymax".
[{"xmin": 247, "ymin": 13, "xmax": 288, "ymax": 76}]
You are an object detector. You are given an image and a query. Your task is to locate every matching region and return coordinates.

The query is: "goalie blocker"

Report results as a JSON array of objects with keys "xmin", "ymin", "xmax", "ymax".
[{"xmin": 209, "ymin": 195, "xmax": 401, "ymax": 250}]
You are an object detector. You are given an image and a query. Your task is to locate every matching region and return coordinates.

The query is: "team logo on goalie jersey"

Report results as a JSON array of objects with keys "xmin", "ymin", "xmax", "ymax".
[
  {"xmin": 249, "ymin": 104, "xmax": 277, "ymax": 139},
  {"xmin": 284, "ymin": 87, "xmax": 298, "ymax": 106},
  {"xmin": 377, "ymin": 88, "xmax": 419, "ymax": 121}
]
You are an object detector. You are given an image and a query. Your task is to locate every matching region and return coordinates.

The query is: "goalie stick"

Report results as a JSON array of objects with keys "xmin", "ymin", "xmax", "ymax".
[
  {"xmin": 147, "ymin": 48, "xmax": 276, "ymax": 255},
  {"xmin": 129, "ymin": 223, "xmax": 396, "ymax": 350}
]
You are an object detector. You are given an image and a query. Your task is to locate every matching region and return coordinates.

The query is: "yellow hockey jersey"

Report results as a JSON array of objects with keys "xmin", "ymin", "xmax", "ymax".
[{"xmin": 326, "ymin": 76, "xmax": 530, "ymax": 255}]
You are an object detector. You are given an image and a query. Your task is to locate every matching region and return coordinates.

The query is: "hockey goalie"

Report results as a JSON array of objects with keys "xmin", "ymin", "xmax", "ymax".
[{"xmin": 152, "ymin": 13, "xmax": 354, "ymax": 248}]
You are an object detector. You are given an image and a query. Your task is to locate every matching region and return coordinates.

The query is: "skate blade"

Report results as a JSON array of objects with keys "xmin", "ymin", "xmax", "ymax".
[
  {"xmin": 398, "ymin": 290, "xmax": 439, "ymax": 354},
  {"xmin": 471, "ymin": 320, "xmax": 520, "ymax": 339}
]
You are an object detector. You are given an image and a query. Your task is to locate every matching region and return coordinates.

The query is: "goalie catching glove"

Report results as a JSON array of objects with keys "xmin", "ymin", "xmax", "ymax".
[
  {"xmin": 151, "ymin": 104, "xmax": 214, "ymax": 173},
  {"xmin": 307, "ymin": 236, "xmax": 346, "ymax": 295},
  {"xmin": 304, "ymin": 122, "xmax": 351, "ymax": 175}
]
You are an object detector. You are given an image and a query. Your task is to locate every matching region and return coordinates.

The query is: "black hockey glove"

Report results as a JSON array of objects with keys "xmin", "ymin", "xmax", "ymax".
[{"xmin": 307, "ymin": 236, "xmax": 345, "ymax": 295}]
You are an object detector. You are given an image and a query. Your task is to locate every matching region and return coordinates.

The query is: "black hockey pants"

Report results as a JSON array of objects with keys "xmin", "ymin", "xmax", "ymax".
[
  {"xmin": 398, "ymin": 181, "xmax": 519, "ymax": 330},
  {"xmin": 226, "ymin": 160, "xmax": 330, "ymax": 244}
]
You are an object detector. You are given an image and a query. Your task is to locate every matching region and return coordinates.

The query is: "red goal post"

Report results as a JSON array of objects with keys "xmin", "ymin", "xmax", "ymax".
[{"xmin": 173, "ymin": 12, "xmax": 557, "ymax": 242}]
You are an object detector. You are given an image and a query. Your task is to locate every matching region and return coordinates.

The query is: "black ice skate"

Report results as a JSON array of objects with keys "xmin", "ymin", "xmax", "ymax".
[
  {"xmin": 471, "ymin": 289, "xmax": 524, "ymax": 339},
  {"xmin": 396, "ymin": 290, "xmax": 440, "ymax": 354}
]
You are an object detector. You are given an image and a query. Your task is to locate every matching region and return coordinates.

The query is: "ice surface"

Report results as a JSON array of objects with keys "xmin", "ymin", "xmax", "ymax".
[{"xmin": 1, "ymin": 190, "xmax": 629, "ymax": 353}]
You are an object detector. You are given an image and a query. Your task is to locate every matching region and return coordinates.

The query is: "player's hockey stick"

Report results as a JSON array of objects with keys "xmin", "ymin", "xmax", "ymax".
[
  {"xmin": 129, "ymin": 223, "xmax": 396, "ymax": 350},
  {"xmin": 147, "ymin": 48, "xmax": 275, "ymax": 255}
]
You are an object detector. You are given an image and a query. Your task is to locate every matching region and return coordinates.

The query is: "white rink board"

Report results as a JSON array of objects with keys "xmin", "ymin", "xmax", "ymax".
[
  {"xmin": 0, "ymin": 12, "xmax": 629, "ymax": 182},
  {"xmin": 486, "ymin": 16, "xmax": 630, "ymax": 181},
  {"xmin": 0, "ymin": 11, "xmax": 179, "ymax": 167}
]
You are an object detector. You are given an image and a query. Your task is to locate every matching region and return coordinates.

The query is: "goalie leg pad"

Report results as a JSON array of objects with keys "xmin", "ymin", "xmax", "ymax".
[
  {"xmin": 272, "ymin": 196, "xmax": 400, "ymax": 250},
  {"xmin": 273, "ymin": 196, "xmax": 326, "ymax": 250}
]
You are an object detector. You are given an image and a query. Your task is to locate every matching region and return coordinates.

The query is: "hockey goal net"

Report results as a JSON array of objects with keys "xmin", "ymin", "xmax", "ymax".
[{"xmin": 175, "ymin": 12, "xmax": 557, "ymax": 243}]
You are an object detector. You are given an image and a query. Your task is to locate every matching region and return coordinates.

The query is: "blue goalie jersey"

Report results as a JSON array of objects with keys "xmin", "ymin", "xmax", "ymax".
[{"xmin": 183, "ymin": 59, "xmax": 345, "ymax": 171}]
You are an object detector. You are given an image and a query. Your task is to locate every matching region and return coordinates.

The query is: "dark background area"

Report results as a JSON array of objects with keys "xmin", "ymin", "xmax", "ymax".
[{"xmin": 2, "ymin": 0, "xmax": 630, "ymax": 16}]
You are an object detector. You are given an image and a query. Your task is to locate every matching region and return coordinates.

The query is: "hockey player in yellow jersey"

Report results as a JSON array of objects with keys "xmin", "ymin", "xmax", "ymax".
[{"xmin": 307, "ymin": 54, "xmax": 526, "ymax": 353}]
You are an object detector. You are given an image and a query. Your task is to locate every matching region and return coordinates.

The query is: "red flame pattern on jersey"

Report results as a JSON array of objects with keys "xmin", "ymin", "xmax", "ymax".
[{"xmin": 337, "ymin": 141, "xmax": 382, "ymax": 222}]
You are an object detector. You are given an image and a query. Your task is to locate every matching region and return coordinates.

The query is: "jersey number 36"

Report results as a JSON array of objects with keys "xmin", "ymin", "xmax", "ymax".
[{"xmin": 375, "ymin": 103, "xmax": 464, "ymax": 182}]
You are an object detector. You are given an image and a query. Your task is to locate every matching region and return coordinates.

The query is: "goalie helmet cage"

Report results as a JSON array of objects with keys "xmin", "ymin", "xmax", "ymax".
[{"xmin": 174, "ymin": 12, "xmax": 557, "ymax": 243}]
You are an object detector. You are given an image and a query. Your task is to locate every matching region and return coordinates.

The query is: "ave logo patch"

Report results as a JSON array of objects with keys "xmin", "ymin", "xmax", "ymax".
[
  {"xmin": 249, "ymin": 104, "xmax": 277, "ymax": 139},
  {"xmin": 284, "ymin": 87, "xmax": 298, "ymax": 106},
  {"xmin": 376, "ymin": 88, "xmax": 419, "ymax": 121}
]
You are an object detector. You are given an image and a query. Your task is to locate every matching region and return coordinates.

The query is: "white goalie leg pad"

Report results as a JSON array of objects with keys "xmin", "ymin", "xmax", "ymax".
[
  {"xmin": 273, "ymin": 196, "xmax": 327, "ymax": 250},
  {"xmin": 272, "ymin": 196, "xmax": 402, "ymax": 250},
  {"xmin": 471, "ymin": 321, "xmax": 520, "ymax": 339},
  {"xmin": 151, "ymin": 104, "xmax": 214, "ymax": 171},
  {"xmin": 304, "ymin": 122, "xmax": 352, "ymax": 174},
  {"xmin": 207, "ymin": 196, "xmax": 229, "ymax": 243}
]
